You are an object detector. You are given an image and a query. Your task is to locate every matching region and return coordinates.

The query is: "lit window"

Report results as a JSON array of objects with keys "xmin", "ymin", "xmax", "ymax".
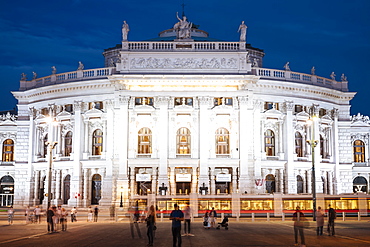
[
  {"xmin": 135, "ymin": 97, "xmax": 154, "ymax": 106},
  {"xmin": 215, "ymin": 128, "xmax": 229, "ymax": 154},
  {"xmin": 214, "ymin": 97, "xmax": 233, "ymax": 106},
  {"xmin": 174, "ymin": 97, "xmax": 193, "ymax": 106},
  {"xmin": 64, "ymin": 131, "xmax": 73, "ymax": 156},
  {"xmin": 2, "ymin": 139, "xmax": 14, "ymax": 162},
  {"xmin": 89, "ymin": 102, "xmax": 104, "ymax": 110},
  {"xmin": 295, "ymin": 132, "xmax": 303, "ymax": 157},
  {"xmin": 92, "ymin": 129, "xmax": 103, "ymax": 155},
  {"xmin": 177, "ymin": 128, "xmax": 191, "ymax": 154},
  {"xmin": 264, "ymin": 129, "xmax": 275, "ymax": 156},
  {"xmin": 138, "ymin": 128, "xmax": 152, "ymax": 154},
  {"xmin": 353, "ymin": 140, "xmax": 365, "ymax": 163}
]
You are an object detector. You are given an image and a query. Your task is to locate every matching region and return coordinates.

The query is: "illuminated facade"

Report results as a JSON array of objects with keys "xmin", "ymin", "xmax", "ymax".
[{"xmin": 1, "ymin": 16, "xmax": 370, "ymax": 214}]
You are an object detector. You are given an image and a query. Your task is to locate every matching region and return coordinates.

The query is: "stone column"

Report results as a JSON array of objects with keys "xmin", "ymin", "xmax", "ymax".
[
  {"xmin": 198, "ymin": 96, "xmax": 212, "ymax": 191},
  {"xmin": 33, "ymin": 170, "xmax": 39, "ymax": 205},
  {"xmin": 332, "ymin": 108, "xmax": 340, "ymax": 194},
  {"xmin": 83, "ymin": 168, "xmax": 89, "ymax": 207},
  {"xmin": 210, "ymin": 168, "xmax": 215, "ymax": 195},
  {"xmin": 232, "ymin": 167, "xmax": 238, "ymax": 193},
  {"xmin": 156, "ymin": 97, "xmax": 170, "ymax": 193},
  {"xmin": 283, "ymin": 100, "xmax": 296, "ymax": 193},
  {"xmin": 26, "ymin": 107, "xmax": 36, "ymax": 205},
  {"xmin": 170, "ymin": 167, "xmax": 176, "ymax": 195}
]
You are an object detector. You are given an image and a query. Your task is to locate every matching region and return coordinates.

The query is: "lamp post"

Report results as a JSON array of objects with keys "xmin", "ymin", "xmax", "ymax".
[
  {"xmin": 46, "ymin": 141, "xmax": 58, "ymax": 210},
  {"xmin": 307, "ymin": 105, "xmax": 318, "ymax": 221},
  {"xmin": 120, "ymin": 187, "xmax": 123, "ymax": 207}
]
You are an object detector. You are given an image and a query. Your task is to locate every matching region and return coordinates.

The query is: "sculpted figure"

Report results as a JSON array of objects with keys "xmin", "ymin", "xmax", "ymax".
[
  {"xmin": 330, "ymin": 72, "xmax": 336, "ymax": 80},
  {"xmin": 237, "ymin": 21, "xmax": 248, "ymax": 41},
  {"xmin": 52, "ymin": 66, "xmax": 57, "ymax": 75},
  {"xmin": 311, "ymin": 66, "xmax": 315, "ymax": 75},
  {"xmin": 175, "ymin": 12, "xmax": 192, "ymax": 39},
  {"xmin": 341, "ymin": 73, "xmax": 347, "ymax": 81},
  {"xmin": 284, "ymin": 62, "xmax": 290, "ymax": 71},
  {"xmin": 21, "ymin": 73, "xmax": 27, "ymax": 80},
  {"xmin": 32, "ymin": 71, "xmax": 37, "ymax": 80},
  {"xmin": 78, "ymin": 61, "xmax": 84, "ymax": 70},
  {"xmin": 122, "ymin": 21, "xmax": 129, "ymax": 41}
]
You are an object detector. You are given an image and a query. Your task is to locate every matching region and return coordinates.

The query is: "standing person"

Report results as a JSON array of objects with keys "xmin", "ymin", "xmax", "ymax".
[
  {"xmin": 25, "ymin": 206, "xmax": 31, "ymax": 224},
  {"xmin": 34, "ymin": 206, "xmax": 41, "ymax": 223},
  {"xmin": 71, "ymin": 207, "xmax": 77, "ymax": 222},
  {"xmin": 170, "ymin": 203, "xmax": 184, "ymax": 247},
  {"xmin": 292, "ymin": 206, "xmax": 306, "ymax": 247},
  {"xmin": 7, "ymin": 206, "xmax": 14, "ymax": 225},
  {"xmin": 209, "ymin": 207, "xmax": 217, "ymax": 228},
  {"xmin": 87, "ymin": 206, "xmax": 93, "ymax": 222},
  {"xmin": 60, "ymin": 208, "xmax": 68, "ymax": 231},
  {"xmin": 203, "ymin": 211, "xmax": 210, "ymax": 229},
  {"xmin": 146, "ymin": 205, "xmax": 156, "ymax": 247},
  {"xmin": 183, "ymin": 204, "xmax": 193, "ymax": 236},
  {"xmin": 94, "ymin": 206, "xmax": 99, "ymax": 222},
  {"xmin": 46, "ymin": 206, "xmax": 55, "ymax": 233},
  {"xmin": 315, "ymin": 206, "xmax": 325, "ymax": 236},
  {"xmin": 52, "ymin": 206, "xmax": 58, "ymax": 232},
  {"xmin": 328, "ymin": 204, "xmax": 336, "ymax": 236}
]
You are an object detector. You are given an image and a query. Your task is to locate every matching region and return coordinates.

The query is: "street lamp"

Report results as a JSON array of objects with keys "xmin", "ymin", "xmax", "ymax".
[
  {"xmin": 46, "ymin": 141, "xmax": 58, "ymax": 210},
  {"xmin": 120, "ymin": 186, "xmax": 123, "ymax": 207},
  {"xmin": 307, "ymin": 107, "xmax": 318, "ymax": 221}
]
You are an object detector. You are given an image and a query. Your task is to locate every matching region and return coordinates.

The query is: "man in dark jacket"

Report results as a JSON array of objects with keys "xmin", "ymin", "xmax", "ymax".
[
  {"xmin": 47, "ymin": 206, "xmax": 55, "ymax": 233},
  {"xmin": 328, "ymin": 204, "xmax": 336, "ymax": 236}
]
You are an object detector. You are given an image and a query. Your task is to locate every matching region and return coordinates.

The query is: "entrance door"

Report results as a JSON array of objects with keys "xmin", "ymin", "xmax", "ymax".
[
  {"xmin": 215, "ymin": 182, "xmax": 230, "ymax": 194},
  {"xmin": 0, "ymin": 175, "xmax": 14, "ymax": 206},
  {"xmin": 91, "ymin": 174, "xmax": 102, "ymax": 205},
  {"xmin": 265, "ymin": 174, "xmax": 276, "ymax": 194},
  {"xmin": 63, "ymin": 175, "xmax": 71, "ymax": 204},
  {"xmin": 176, "ymin": 182, "xmax": 191, "ymax": 195}
]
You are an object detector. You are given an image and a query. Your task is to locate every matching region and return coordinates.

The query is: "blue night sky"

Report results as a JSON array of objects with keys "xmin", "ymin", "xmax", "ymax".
[{"xmin": 1, "ymin": 0, "xmax": 369, "ymax": 116}]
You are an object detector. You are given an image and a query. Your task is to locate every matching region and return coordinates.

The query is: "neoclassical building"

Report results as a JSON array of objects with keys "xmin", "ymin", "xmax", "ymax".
[{"xmin": 1, "ymin": 15, "xmax": 369, "ymax": 215}]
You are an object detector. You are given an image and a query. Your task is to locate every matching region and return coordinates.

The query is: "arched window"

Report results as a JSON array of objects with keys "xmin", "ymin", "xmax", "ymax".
[
  {"xmin": 2, "ymin": 139, "xmax": 14, "ymax": 162},
  {"xmin": 177, "ymin": 127, "xmax": 191, "ymax": 154},
  {"xmin": 92, "ymin": 129, "xmax": 103, "ymax": 155},
  {"xmin": 353, "ymin": 176, "xmax": 367, "ymax": 193},
  {"xmin": 264, "ymin": 130, "xmax": 275, "ymax": 156},
  {"xmin": 215, "ymin": 128, "xmax": 229, "ymax": 154},
  {"xmin": 295, "ymin": 132, "xmax": 303, "ymax": 157},
  {"xmin": 353, "ymin": 140, "xmax": 365, "ymax": 163},
  {"xmin": 297, "ymin": 175, "xmax": 304, "ymax": 193},
  {"xmin": 64, "ymin": 131, "xmax": 73, "ymax": 156},
  {"xmin": 0, "ymin": 175, "xmax": 14, "ymax": 206},
  {"xmin": 320, "ymin": 135, "xmax": 324, "ymax": 157},
  {"xmin": 138, "ymin": 127, "xmax": 152, "ymax": 154}
]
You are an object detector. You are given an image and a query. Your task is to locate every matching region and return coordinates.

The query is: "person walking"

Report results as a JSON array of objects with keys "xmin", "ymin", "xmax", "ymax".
[
  {"xmin": 7, "ymin": 206, "xmax": 14, "ymax": 225},
  {"xmin": 146, "ymin": 205, "xmax": 156, "ymax": 247},
  {"xmin": 52, "ymin": 206, "xmax": 58, "ymax": 232},
  {"xmin": 315, "ymin": 206, "xmax": 325, "ymax": 236},
  {"xmin": 328, "ymin": 204, "xmax": 336, "ymax": 236},
  {"xmin": 209, "ymin": 207, "xmax": 217, "ymax": 228},
  {"xmin": 47, "ymin": 206, "xmax": 55, "ymax": 233},
  {"xmin": 87, "ymin": 206, "xmax": 93, "ymax": 222},
  {"xmin": 34, "ymin": 206, "xmax": 41, "ymax": 223},
  {"xmin": 93, "ymin": 206, "xmax": 99, "ymax": 222},
  {"xmin": 25, "ymin": 206, "xmax": 31, "ymax": 224},
  {"xmin": 293, "ymin": 206, "xmax": 306, "ymax": 247},
  {"xmin": 71, "ymin": 207, "xmax": 77, "ymax": 222},
  {"xmin": 170, "ymin": 203, "xmax": 184, "ymax": 247},
  {"xmin": 61, "ymin": 208, "xmax": 68, "ymax": 231},
  {"xmin": 183, "ymin": 204, "xmax": 193, "ymax": 236},
  {"xmin": 129, "ymin": 204, "xmax": 142, "ymax": 239}
]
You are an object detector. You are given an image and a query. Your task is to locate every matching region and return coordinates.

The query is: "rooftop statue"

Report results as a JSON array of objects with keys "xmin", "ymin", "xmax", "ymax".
[
  {"xmin": 32, "ymin": 71, "xmax": 37, "ymax": 80},
  {"xmin": 311, "ymin": 66, "xmax": 315, "ymax": 75},
  {"xmin": 330, "ymin": 72, "xmax": 336, "ymax": 81},
  {"xmin": 341, "ymin": 73, "xmax": 347, "ymax": 82},
  {"xmin": 284, "ymin": 62, "xmax": 290, "ymax": 71},
  {"xmin": 21, "ymin": 73, "xmax": 27, "ymax": 81},
  {"xmin": 122, "ymin": 21, "xmax": 130, "ymax": 41},
  {"xmin": 237, "ymin": 21, "xmax": 248, "ymax": 42},
  {"xmin": 78, "ymin": 61, "xmax": 84, "ymax": 70},
  {"xmin": 52, "ymin": 66, "xmax": 57, "ymax": 75},
  {"xmin": 174, "ymin": 12, "xmax": 192, "ymax": 39}
]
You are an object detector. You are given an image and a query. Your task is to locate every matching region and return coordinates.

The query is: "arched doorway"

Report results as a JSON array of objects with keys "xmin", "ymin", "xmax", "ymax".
[
  {"xmin": 297, "ymin": 175, "xmax": 304, "ymax": 193},
  {"xmin": 353, "ymin": 176, "xmax": 367, "ymax": 193},
  {"xmin": 63, "ymin": 175, "xmax": 71, "ymax": 204},
  {"xmin": 91, "ymin": 174, "xmax": 102, "ymax": 205},
  {"xmin": 265, "ymin": 174, "xmax": 275, "ymax": 194},
  {"xmin": 0, "ymin": 175, "xmax": 14, "ymax": 206}
]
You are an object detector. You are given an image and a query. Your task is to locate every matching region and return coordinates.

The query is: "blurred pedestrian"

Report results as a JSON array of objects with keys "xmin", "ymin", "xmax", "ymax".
[
  {"xmin": 34, "ymin": 206, "xmax": 41, "ymax": 223},
  {"xmin": 87, "ymin": 206, "xmax": 93, "ymax": 222},
  {"xmin": 203, "ymin": 211, "xmax": 211, "ymax": 229},
  {"xmin": 7, "ymin": 206, "xmax": 14, "ymax": 225},
  {"xmin": 209, "ymin": 207, "xmax": 217, "ymax": 228},
  {"xmin": 146, "ymin": 205, "xmax": 156, "ymax": 247},
  {"xmin": 94, "ymin": 206, "xmax": 99, "ymax": 222},
  {"xmin": 293, "ymin": 206, "xmax": 306, "ymax": 247},
  {"xmin": 315, "ymin": 206, "xmax": 325, "ymax": 236},
  {"xmin": 183, "ymin": 204, "xmax": 193, "ymax": 236},
  {"xmin": 71, "ymin": 207, "xmax": 77, "ymax": 222},
  {"xmin": 170, "ymin": 203, "xmax": 184, "ymax": 247},
  {"xmin": 25, "ymin": 206, "xmax": 31, "ymax": 224},
  {"xmin": 328, "ymin": 204, "xmax": 336, "ymax": 236},
  {"xmin": 47, "ymin": 206, "xmax": 55, "ymax": 233},
  {"xmin": 61, "ymin": 208, "xmax": 68, "ymax": 231},
  {"xmin": 129, "ymin": 204, "xmax": 142, "ymax": 239}
]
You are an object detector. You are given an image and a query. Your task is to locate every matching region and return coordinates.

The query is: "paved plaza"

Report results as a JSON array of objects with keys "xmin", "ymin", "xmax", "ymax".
[{"xmin": 0, "ymin": 214, "xmax": 369, "ymax": 247}]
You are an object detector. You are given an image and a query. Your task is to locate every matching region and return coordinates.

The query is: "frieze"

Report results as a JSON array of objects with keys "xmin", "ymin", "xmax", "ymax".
[{"xmin": 130, "ymin": 57, "xmax": 238, "ymax": 70}]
